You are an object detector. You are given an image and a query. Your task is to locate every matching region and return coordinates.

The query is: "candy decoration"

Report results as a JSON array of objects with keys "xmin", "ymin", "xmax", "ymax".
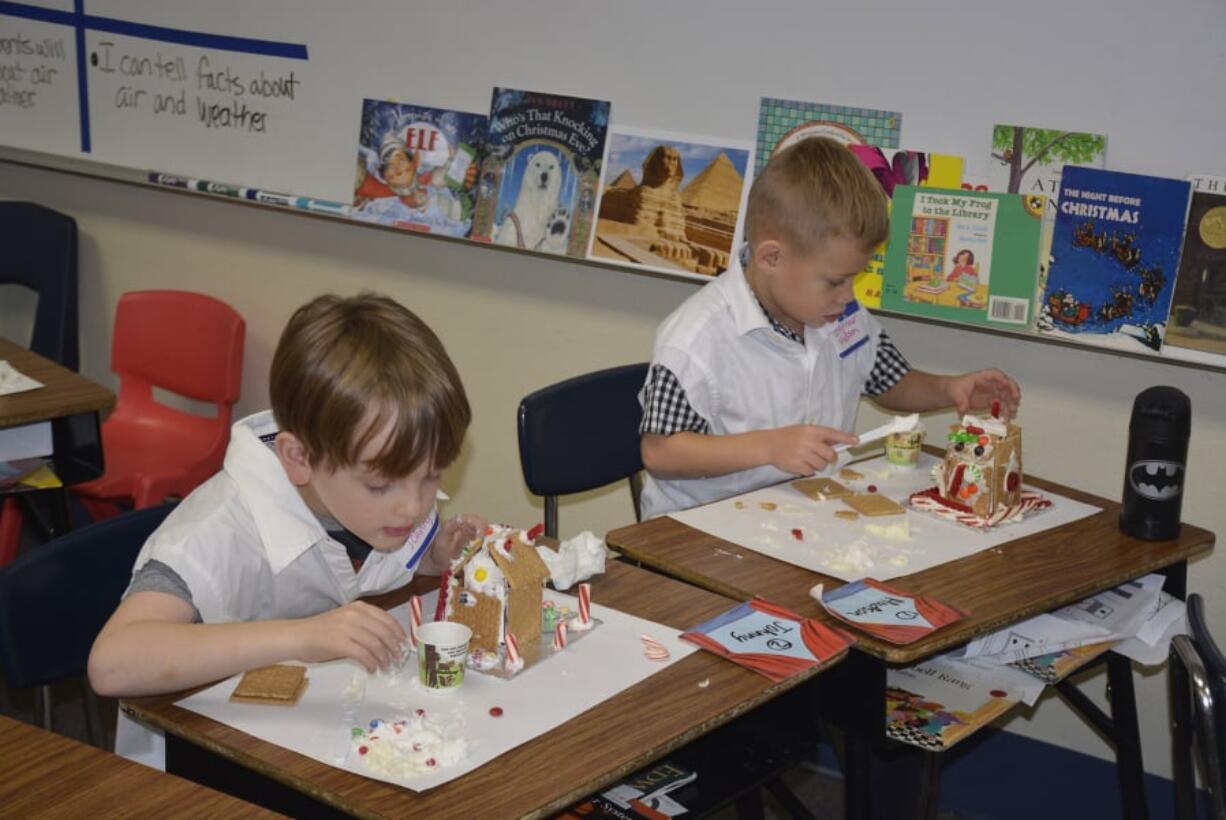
[
  {"xmin": 577, "ymin": 583, "xmax": 592, "ymax": 626},
  {"xmin": 526, "ymin": 522, "xmax": 545, "ymax": 541},
  {"xmin": 991, "ymin": 399, "xmax": 1001, "ymax": 419},
  {"xmin": 489, "ymin": 706, "xmax": 504, "ymax": 717},
  {"xmin": 553, "ymin": 620, "xmax": 569, "ymax": 650},
  {"xmin": 434, "ymin": 570, "xmax": 452, "ymax": 621},
  {"xmin": 867, "ymin": 484, "xmax": 878, "ymax": 493},
  {"xmin": 640, "ymin": 633, "xmax": 671, "ymax": 661},
  {"xmin": 791, "ymin": 528, "xmax": 803, "ymax": 541},
  {"xmin": 408, "ymin": 595, "xmax": 423, "ymax": 651},
  {"xmin": 505, "ymin": 631, "xmax": 521, "ymax": 665}
]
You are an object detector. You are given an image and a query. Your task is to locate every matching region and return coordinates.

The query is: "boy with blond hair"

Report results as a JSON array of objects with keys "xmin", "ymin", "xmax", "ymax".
[
  {"xmin": 90, "ymin": 293, "xmax": 483, "ymax": 764},
  {"xmin": 639, "ymin": 137, "xmax": 1020, "ymax": 518}
]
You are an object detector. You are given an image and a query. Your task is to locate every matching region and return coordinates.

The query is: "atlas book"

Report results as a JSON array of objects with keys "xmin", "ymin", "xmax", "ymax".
[
  {"xmin": 881, "ymin": 186, "xmax": 1047, "ymax": 329},
  {"xmin": 849, "ymin": 146, "xmax": 965, "ymax": 308},
  {"xmin": 350, "ymin": 100, "xmax": 486, "ymax": 238},
  {"xmin": 589, "ymin": 127, "xmax": 751, "ymax": 279},
  {"xmin": 754, "ymin": 97, "xmax": 901, "ymax": 180},
  {"xmin": 680, "ymin": 598, "xmax": 853, "ymax": 682},
  {"xmin": 471, "ymin": 87, "xmax": 610, "ymax": 258},
  {"xmin": 1038, "ymin": 166, "xmax": 1192, "ymax": 352},
  {"xmin": 988, "ymin": 124, "xmax": 1106, "ymax": 206},
  {"xmin": 1164, "ymin": 179, "xmax": 1226, "ymax": 360}
]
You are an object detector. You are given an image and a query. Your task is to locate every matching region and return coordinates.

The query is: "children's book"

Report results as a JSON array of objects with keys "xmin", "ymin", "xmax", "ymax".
[
  {"xmin": 559, "ymin": 761, "xmax": 696, "ymax": 820},
  {"xmin": 680, "ymin": 599, "xmax": 853, "ymax": 682},
  {"xmin": 820, "ymin": 578, "xmax": 969, "ymax": 645},
  {"xmin": 471, "ymin": 87, "xmax": 610, "ymax": 258},
  {"xmin": 754, "ymin": 97, "xmax": 901, "ymax": 180},
  {"xmin": 589, "ymin": 127, "xmax": 751, "ymax": 279},
  {"xmin": 350, "ymin": 100, "xmax": 486, "ymax": 238},
  {"xmin": 1164, "ymin": 180, "xmax": 1226, "ymax": 360},
  {"xmin": 886, "ymin": 658, "xmax": 1020, "ymax": 751},
  {"xmin": 1037, "ymin": 167, "xmax": 1192, "ymax": 352},
  {"xmin": 848, "ymin": 147, "xmax": 965, "ymax": 308},
  {"xmin": 881, "ymin": 187, "xmax": 1046, "ymax": 329},
  {"xmin": 988, "ymin": 125, "xmax": 1106, "ymax": 206}
]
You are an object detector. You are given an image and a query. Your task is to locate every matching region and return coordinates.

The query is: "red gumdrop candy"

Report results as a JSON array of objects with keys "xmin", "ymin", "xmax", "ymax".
[
  {"xmin": 791, "ymin": 528, "xmax": 803, "ymax": 540},
  {"xmin": 867, "ymin": 484, "xmax": 878, "ymax": 493},
  {"xmin": 489, "ymin": 706, "xmax": 504, "ymax": 717},
  {"xmin": 526, "ymin": 523, "xmax": 545, "ymax": 541}
]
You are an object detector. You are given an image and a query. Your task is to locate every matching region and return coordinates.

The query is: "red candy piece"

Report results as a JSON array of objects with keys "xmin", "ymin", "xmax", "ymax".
[
  {"xmin": 415, "ymin": 708, "xmax": 425, "ymax": 717},
  {"xmin": 489, "ymin": 706, "xmax": 504, "ymax": 717},
  {"xmin": 791, "ymin": 528, "xmax": 803, "ymax": 540},
  {"xmin": 503, "ymin": 537, "xmax": 513, "ymax": 551},
  {"xmin": 526, "ymin": 523, "xmax": 545, "ymax": 541},
  {"xmin": 483, "ymin": 526, "xmax": 494, "ymax": 536},
  {"xmin": 867, "ymin": 484, "xmax": 878, "ymax": 493},
  {"xmin": 947, "ymin": 464, "xmax": 965, "ymax": 497},
  {"xmin": 1007, "ymin": 472, "xmax": 1020, "ymax": 491},
  {"xmin": 991, "ymin": 399, "xmax": 1001, "ymax": 419},
  {"xmin": 990, "ymin": 689, "xmax": 1007, "ymax": 698},
  {"xmin": 358, "ymin": 745, "xmax": 369, "ymax": 755},
  {"xmin": 426, "ymin": 758, "xmax": 437, "ymax": 768},
  {"xmin": 966, "ymin": 425, "xmax": 984, "ymax": 435},
  {"xmin": 978, "ymin": 436, "xmax": 990, "ymax": 446}
]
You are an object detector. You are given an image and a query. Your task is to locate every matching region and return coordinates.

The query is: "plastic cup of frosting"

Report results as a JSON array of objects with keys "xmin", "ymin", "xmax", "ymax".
[
  {"xmin": 885, "ymin": 423, "xmax": 925, "ymax": 467},
  {"xmin": 416, "ymin": 621, "xmax": 472, "ymax": 691}
]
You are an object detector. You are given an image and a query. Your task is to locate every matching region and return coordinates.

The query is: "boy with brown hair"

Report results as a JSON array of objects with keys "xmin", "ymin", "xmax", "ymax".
[
  {"xmin": 90, "ymin": 293, "xmax": 482, "ymax": 762},
  {"xmin": 639, "ymin": 137, "xmax": 1020, "ymax": 518}
]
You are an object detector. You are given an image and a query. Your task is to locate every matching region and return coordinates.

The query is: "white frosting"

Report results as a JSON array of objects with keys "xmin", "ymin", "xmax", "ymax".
[
  {"xmin": 352, "ymin": 715, "xmax": 467, "ymax": 779},
  {"xmin": 865, "ymin": 519, "xmax": 912, "ymax": 541},
  {"xmin": 535, "ymin": 530, "xmax": 606, "ymax": 591},
  {"xmin": 463, "ymin": 550, "xmax": 507, "ymax": 599}
]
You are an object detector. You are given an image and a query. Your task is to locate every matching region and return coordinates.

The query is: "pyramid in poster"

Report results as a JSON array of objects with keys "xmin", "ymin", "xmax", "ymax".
[
  {"xmin": 590, "ymin": 129, "xmax": 750, "ymax": 278},
  {"xmin": 471, "ymin": 88, "xmax": 610, "ymax": 258}
]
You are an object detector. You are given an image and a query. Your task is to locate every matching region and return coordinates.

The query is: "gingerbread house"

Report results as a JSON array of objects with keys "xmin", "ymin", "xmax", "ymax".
[
  {"xmin": 933, "ymin": 414, "xmax": 1023, "ymax": 517},
  {"xmin": 444, "ymin": 525, "xmax": 551, "ymax": 654}
]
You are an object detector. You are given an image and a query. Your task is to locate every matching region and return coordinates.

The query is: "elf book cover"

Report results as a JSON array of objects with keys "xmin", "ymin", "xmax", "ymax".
[{"xmin": 471, "ymin": 87, "xmax": 610, "ymax": 258}]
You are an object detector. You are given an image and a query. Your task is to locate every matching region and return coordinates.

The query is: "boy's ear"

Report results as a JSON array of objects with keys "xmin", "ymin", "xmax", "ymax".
[
  {"xmin": 274, "ymin": 432, "xmax": 314, "ymax": 486},
  {"xmin": 754, "ymin": 239, "xmax": 783, "ymax": 271}
]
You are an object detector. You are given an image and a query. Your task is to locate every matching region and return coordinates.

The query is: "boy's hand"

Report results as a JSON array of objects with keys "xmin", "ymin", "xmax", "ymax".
[
  {"xmin": 946, "ymin": 369, "xmax": 1021, "ymax": 419},
  {"xmin": 765, "ymin": 425, "xmax": 859, "ymax": 475},
  {"xmin": 432, "ymin": 513, "xmax": 488, "ymax": 567},
  {"xmin": 294, "ymin": 602, "xmax": 406, "ymax": 673}
]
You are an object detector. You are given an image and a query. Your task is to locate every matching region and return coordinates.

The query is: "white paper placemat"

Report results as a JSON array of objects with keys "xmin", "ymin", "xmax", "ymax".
[
  {"xmin": 0, "ymin": 360, "xmax": 43, "ymax": 396},
  {"xmin": 669, "ymin": 454, "xmax": 1101, "ymax": 582},
  {"xmin": 176, "ymin": 588, "xmax": 695, "ymax": 791}
]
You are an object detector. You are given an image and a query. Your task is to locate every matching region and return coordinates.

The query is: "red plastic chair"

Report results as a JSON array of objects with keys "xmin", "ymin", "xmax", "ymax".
[{"xmin": 73, "ymin": 291, "xmax": 245, "ymax": 518}]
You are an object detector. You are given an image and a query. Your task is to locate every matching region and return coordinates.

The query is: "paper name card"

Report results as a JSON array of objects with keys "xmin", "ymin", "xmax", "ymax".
[
  {"xmin": 680, "ymin": 599, "xmax": 853, "ymax": 682},
  {"xmin": 822, "ymin": 579, "xmax": 968, "ymax": 644}
]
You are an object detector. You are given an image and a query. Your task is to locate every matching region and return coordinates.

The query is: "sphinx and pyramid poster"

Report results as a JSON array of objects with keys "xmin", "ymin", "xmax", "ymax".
[{"xmin": 589, "ymin": 129, "xmax": 751, "ymax": 279}]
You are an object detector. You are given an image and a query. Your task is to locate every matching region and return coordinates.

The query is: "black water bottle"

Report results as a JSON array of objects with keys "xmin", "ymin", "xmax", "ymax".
[{"xmin": 1120, "ymin": 386, "xmax": 1191, "ymax": 540}]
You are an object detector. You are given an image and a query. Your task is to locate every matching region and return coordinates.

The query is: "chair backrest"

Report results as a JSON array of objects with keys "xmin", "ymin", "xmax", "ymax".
[
  {"xmin": 0, "ymin": 502, "xmax": 177, "ymax": 689},
  {"xmin": 112, "ymin": 290, "xmax": 245, "ymax": 407},
  {"xmin": 1170, "ymin": 594, "xmax": 1226, "ymax": 820},
  {"xmin": 517, "ymin": 363, "xmax": 648, "ymax": 537},
  {"xmin": 0, "ymin": 202, "xmax": 79, "ymax": 371}
]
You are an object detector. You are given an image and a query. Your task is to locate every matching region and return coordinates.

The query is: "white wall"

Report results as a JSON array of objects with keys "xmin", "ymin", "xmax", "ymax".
[{"xmin": 3, "ymin": 0, "xmax": 1225, "ymax": 781}]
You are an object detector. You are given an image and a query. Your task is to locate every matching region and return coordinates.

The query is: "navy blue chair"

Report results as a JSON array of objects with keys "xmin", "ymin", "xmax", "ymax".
[
  {"xmin": 517, "ymin": 363, "xmax": 648, "ymax": 538},
  {"xmin": 0, "ymin": 502, "xmax": 176, "ymax": 741},
  {"xmin": 1171, "ymin": 594, "xmax": 1226, "ymax": 820},
  {"xmin": 0, "ymin": 201, "xmax": 80, "ymax": 566},
  {"xmin": 0, "ymin": 201, "xmax": 79, "ymax": 371}
]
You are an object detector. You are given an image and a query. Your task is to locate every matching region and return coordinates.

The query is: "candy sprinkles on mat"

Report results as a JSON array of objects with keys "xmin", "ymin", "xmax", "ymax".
[{"xmin": 351, "ymin": 714, "xmax": 468, "ymax": 779}]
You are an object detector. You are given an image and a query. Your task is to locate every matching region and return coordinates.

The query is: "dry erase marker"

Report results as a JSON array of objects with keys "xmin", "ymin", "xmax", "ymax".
[
  {"xmin": 195, "ymin": 180, "xmax": 247, "ymax": 198},
  {"xmin": 147, "ymin": 172, "xmax": 193, "ymax": 189},
  {"xmin": 297, "ymin": 198, "xmax": 350, "ymax": 217},
  {"xmin": 246, "ymin": 189, "xmax": 295, "ymax": 207}
]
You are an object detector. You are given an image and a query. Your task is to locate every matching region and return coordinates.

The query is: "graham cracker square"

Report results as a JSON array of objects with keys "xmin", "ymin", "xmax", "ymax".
[
  {"xmin": 838, "ymin": 468, "xmax": 865, "ymax": 481},
  {"xmin": 843, "ymin": 493, "xmax": 906, "ymax": 517},
  {"xmin": 792, "ymin": 477, "xmax": 853, "ymax": 500},
  {"xmin": 230, "ymin": 664, "xmax": 308, "ymax": 705}
]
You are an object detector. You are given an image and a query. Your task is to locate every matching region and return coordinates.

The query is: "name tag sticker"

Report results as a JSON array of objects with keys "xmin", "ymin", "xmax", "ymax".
[
  {"xmin": 834, "ymin": 301, "xmax": 869, "ymax": 358},
  {"xmin": 821, "ymin": 579, "xmax": 969, "ymax": 644}
]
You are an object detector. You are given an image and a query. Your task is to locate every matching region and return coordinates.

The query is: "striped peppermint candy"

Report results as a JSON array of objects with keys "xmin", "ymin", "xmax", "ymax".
[
  {"xmin": 504, "ymin": 631, "xmax": 521, "ymax": 664},
  {"xmin": 640, "ymin": 633, "xmax": 670, "ymax": 661},
  {"xmin": 553, "ymin": 620, "xmax": 568, "ymax": 651},
  {"xmin": 408, "ymin": 595, "xmax": 423, "ymax": 651},
  {"xmin": 577, "ymin": 583, "xmax": 591, "ymax": 626}
]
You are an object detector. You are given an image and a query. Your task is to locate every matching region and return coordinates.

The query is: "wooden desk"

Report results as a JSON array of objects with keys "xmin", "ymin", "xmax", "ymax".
[
  {"xmin": 606, "ymin": 472, "xmax": 1215, "ymax": 819},
  {"xmin": 0, "ymin": 336, "xmax": 114, "ymax": 487},
  {"xmin": 0, "ymin": 714, "xmax": 282, "ymax": 818},
  {"xmin": 122, "ymin": 560, "xmax": 848, "ymax": 819}
]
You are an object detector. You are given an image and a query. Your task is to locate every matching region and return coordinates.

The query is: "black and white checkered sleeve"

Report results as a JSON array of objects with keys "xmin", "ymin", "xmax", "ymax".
[
  {"xmin": 862, "ymin": 330, "xmax": 911, "ymax": 397},
  {"xmin": 640, "ymin": 364, "xmax": 711, "ymax": 436}
]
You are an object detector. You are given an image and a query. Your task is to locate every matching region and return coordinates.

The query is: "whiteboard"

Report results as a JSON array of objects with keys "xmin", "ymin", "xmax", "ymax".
[{"xmin": 2, "ymin": 1, "xmax": 1225, "ymax": 221}]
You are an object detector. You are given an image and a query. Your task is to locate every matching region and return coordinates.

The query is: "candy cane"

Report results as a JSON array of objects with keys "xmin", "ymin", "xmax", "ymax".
[
  {"xmin": 553, "ymin": 621, "xmax": 568, "ymax": 651},
  {"xmin": 408, "ymin": 595, "xmax": 423, "ymax": 651},
  {"xmin": 504, "ymin": 632, "xmax": 521, "ymax": 665},
  {"xmin": 577, "ymin": 583, "xmax": 591, "ymax": 627},
  {"xmin": 640, "ymin": 633, "xmax": 670, "ymax": 661}
]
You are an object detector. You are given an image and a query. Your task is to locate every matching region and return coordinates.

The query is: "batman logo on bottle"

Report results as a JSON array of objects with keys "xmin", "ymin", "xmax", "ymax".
[{"xmin": 1127, "ymin": 459, "xmax": 1183, "ymax": 501}]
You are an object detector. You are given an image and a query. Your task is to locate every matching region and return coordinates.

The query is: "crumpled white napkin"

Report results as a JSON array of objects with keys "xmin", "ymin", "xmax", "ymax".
[
  {"xmin": 0, "ymin": 360, "xmax": 44, "ymax": 396},
  {"xmin": 536, "ymin": 530, "xmax": 607, "ymax": 590}
]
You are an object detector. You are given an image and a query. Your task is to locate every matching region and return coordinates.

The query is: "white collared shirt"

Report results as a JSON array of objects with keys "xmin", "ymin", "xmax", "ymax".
[
  {"xmin": 127, "ymin": 410, "xmax": 429, "ymax": 623},
  {"xmin": 639, "ymin": 257, "xmax": 884, "ymax": 519}
]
